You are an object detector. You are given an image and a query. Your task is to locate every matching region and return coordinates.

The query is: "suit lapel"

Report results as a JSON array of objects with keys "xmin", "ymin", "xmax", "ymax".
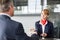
[{"xmin": 44, "ymin": 21, "xmax": 49, "ymax": 33}]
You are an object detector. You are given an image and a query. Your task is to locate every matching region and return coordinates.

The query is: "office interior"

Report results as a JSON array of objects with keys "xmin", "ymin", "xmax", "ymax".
[{"xmin": 12, "ymin": 0, "xmax": 60, "ymax": 38}]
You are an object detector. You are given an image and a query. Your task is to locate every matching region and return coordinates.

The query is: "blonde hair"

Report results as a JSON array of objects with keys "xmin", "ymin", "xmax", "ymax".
[{"xmin": 42, "ymin": 9, "xmax": 49, "ymax": 15}]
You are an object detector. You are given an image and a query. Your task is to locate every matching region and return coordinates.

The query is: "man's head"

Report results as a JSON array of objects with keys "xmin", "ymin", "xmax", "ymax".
[
  {"xmin": 41, "ymin": 9, "xmax": 49, "ymax": 20},
  {"xmin": 0, "ymin": 0, "xmax": 14, "ymax": 16}
]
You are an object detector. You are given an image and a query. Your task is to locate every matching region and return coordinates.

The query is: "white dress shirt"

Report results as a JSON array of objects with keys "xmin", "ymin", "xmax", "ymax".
[
  {"xmin": 39, "ymin": 20, "xmax": 48, "ymax": 34},
  {"xmin": 0, "ymin": 13, "xmax": 11, "ymax": 18}
]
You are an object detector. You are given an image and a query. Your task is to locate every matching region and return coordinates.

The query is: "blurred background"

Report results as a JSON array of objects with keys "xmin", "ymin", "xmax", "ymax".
[{"xmin": 12, "ymin": 0, "xmax": 60, "ymax": 38}]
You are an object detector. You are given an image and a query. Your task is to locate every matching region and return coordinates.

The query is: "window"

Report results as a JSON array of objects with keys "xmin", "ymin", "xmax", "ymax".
[{"xmin": 13, "ymin": 0, "xmax": 42, "ymax": 15}]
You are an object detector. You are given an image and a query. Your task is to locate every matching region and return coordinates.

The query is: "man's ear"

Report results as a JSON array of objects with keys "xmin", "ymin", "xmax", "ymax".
[{"xmin": 8, "ymin": 6, "xmax": 12, "ymax": 11}]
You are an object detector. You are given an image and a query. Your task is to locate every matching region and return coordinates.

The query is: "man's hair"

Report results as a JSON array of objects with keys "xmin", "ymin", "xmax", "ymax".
[
  {"xmin": 0, "ymin": 0, "xmax": 13, "ymax": 12},
  {"xmin": 42, "ymin": 9, "xmax": 49, "ymax": 15}
]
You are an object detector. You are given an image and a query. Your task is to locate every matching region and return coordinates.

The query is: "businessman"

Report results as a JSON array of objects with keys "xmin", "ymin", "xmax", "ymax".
[{"xmin": 0, "ymin": 0, "xmax": 38, "ymax": 40}]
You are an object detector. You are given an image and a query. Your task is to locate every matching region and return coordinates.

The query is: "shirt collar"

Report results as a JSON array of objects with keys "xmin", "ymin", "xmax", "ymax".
[
  {"xmin": 39, "ymin": 19, "xmax": 48, "ymax": 26},
  {"xmin": 0, "ymin": 13, "xmax": 11, "ymax": 18}
]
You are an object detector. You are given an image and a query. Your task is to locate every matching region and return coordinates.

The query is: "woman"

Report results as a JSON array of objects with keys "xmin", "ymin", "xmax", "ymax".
[
  {"xmin": 32, "ymin": 9, "xmax": 54, "ymax": 38},
  {"xmin": 35, "ymin": 9, "xmax": 54, "ymax": 38}
]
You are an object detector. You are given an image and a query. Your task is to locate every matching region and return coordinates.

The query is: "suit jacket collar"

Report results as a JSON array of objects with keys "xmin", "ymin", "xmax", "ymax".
[
  {"xmin": 0, "ymin": 13, "xmax": 11, "ymax": 19},
  {"xmin": 2, "ymin": 15, "xmax": 11, "ymax": 19}
]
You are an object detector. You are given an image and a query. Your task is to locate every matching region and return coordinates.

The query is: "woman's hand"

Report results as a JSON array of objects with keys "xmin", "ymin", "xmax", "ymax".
[{"xmin": 41, "ymin": 33, "xmax": 47, "ymax": 37}]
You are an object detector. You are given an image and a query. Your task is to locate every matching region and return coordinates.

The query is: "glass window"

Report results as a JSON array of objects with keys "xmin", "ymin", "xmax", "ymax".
[{"xmin": 13, "ymin": 0, "xmax": 42, "ymax": 15}]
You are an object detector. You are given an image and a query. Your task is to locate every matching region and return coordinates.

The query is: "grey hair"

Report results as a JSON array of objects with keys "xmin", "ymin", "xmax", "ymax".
[{"xmin": 0, "ymin": 0, "xmax": 13, "ymax": 12}]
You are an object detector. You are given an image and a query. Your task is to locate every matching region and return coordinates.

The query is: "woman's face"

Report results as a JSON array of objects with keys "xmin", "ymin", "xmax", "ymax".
[{"xmin": 41, "ymin": 11, "xmax": 49, "ymax": 20}]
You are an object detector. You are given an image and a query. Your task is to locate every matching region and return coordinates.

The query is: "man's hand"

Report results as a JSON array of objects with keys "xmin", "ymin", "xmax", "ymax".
[
  {"xmin": 41, "ymin": 33, "xmax": 47, "ymax": 37},
  {"xmin": 30, "ymin": 28, "xmax": 37, "ymax": 34}
]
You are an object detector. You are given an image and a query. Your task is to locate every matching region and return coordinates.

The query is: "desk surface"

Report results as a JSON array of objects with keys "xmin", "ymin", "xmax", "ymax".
[{"xmin": 39, "ymin": 38, "xmax": 60, "ymax": 40}]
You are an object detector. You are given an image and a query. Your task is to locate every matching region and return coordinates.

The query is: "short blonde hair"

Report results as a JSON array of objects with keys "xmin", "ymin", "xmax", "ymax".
[{"xmin": 42, "ymin": 9, "xmax": 49, "ymax": 15}]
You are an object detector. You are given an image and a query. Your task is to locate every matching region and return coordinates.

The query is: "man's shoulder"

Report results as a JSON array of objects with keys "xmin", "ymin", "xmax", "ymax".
[{"xmin": 11, "ymin": 20, "xmax": 22, "ymax": 25}]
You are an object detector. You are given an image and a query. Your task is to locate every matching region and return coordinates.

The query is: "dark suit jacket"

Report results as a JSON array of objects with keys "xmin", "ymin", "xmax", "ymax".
[
  {"xmin": 0, "ymin": 15, "xmax": 26, "ymax": 40},
  {"xmin": 0, "ymin": 15, "xmax": 38, "ymax": 40},
  {"xmin": 35, "ymin": 20, "xmax": 54, "ymax": 38}
]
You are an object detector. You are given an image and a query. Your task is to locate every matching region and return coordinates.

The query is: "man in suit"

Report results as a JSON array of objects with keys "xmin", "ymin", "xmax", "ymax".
[
  {"xmin": 35, "ymin": 9, "xmax": 54, "ymax": 38},
  {"xmin": 0, "ymin": 0, "xmax": 39, "ymax": 40}
]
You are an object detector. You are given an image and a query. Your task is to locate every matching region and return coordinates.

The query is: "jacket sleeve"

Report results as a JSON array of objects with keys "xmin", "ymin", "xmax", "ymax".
[
  {"xmin": 15, "ymin": 23, "xmax": 29, "ymax": 40},
  {"xmin": 35, "ymin": 22, "xmax": 40, "ymax": 37},
  {"xmin": 35, "ymin": 22, "xmax": 38, "ymax": 32},
  {"xmin": 49, "ymin": 23, "xmax": 54, "ymax": 38}
]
